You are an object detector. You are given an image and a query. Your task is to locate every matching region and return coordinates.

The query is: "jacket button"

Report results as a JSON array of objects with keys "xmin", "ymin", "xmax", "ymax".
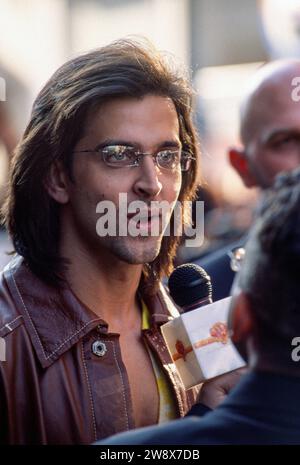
[{"xmin": 92, "ymin": 340, "xmax": 107, "ymax": 357}]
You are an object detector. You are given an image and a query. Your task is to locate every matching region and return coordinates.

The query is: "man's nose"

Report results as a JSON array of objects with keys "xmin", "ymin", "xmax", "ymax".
[{"xmin": 133, "ymin": 156, "xmax": 163, "ymax": 199}]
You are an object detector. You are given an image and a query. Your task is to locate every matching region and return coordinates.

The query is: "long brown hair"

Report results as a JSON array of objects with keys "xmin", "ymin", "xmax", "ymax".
[{"xmin": 2, "ymin": 38, "xmax": 200, "ymax": 293}]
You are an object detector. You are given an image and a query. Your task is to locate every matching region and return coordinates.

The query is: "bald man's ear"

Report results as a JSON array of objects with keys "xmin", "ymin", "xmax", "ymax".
[
  {"xmin": 228, "ymin": 147, "xmax": 257, "ymax": 188},
  {"xmin": 44, "ymin": 161, "xmax": 70, "ymax": 204}
]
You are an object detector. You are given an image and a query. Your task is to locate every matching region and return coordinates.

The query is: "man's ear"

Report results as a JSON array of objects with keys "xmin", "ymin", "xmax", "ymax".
[
  {"xmin": 230, "ymin": 291, "xmax": 254, "ymax": 346},
  {"xmin": 228, "ymin": 147, "xmax": 257, "ymax": 188},
  {"xmin": 44, "ymin": 161, "xmax": 70, "ymax": 204}
]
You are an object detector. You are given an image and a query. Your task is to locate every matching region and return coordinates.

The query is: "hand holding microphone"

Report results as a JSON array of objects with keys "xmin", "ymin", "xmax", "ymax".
[{"xmin": 161, "ymin": 263, "xmax": 246, "ymax": 390}]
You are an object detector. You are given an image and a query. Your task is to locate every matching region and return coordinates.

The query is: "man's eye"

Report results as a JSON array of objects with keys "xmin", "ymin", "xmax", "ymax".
[
  {"xmin": 111, "ymin": 151, "xmax": 127, "ymax": 161},
  {"xmin": 278, "ymin": 137, "xmax": 293, "ymax": 145},
  {"xmin": 271, "ymin": 136, "xmax": 300, "ymax": 149},
  {"xmin": 104, "ymin": 146, "xmax": 135, "ymax": 163},
  {"xmin": 158, "ymin": 150, "xmax": 179, "ymax": 165},
  {"xmin": 160, "ymin": 151, "xmax": 173, "ymax": 161}
]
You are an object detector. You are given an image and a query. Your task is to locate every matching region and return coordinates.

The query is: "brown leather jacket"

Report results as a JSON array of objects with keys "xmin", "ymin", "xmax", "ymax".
[{"xmin": 0, "ymin": 256, "xmax": 199, "ymax": 444}]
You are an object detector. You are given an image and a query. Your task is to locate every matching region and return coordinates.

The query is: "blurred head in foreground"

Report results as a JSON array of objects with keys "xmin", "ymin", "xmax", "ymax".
[{"xmin": 229, "ymin": 166, "xmax": 300, "ymax": 375}]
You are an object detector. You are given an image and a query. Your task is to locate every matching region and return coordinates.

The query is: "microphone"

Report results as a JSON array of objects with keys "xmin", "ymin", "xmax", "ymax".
[
  {"xmin": 168, "ymin": 264, "xmax": 212, "ymax": 312},
  {"xmin": 162, "ymin": 263, "xmax": 245, "ymax": 389}
]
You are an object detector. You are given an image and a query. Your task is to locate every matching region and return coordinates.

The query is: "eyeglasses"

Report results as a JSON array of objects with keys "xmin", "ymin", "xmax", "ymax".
[
  {"xmin": 228, "ymin": 247, "xmax": 246, "ymax": 272},
  {"xmin": 74, "ymin": 144, "xmax": 195, "ymax": 172}
]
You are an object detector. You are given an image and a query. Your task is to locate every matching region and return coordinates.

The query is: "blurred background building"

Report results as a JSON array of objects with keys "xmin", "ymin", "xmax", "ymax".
[{"xmin": 0, "ymin": 0, "xmax": 300, "ymax": 263}]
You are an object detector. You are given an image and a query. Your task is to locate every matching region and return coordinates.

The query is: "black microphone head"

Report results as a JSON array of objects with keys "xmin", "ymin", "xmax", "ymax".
[{"xmin": 168, "ymin": 263, "xmax": 212, "ymax": 309}]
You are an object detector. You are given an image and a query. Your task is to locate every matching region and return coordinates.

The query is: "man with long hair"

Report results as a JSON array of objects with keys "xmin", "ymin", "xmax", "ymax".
[{"xmin": 0, "ymin": 38, "xmax": 203, "ymax": 444}]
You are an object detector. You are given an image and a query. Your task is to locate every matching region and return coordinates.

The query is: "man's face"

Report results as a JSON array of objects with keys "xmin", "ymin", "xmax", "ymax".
[
  {"xmin": 244, "ymin": 92, "xmax": 300, "ymax": 188},
  {"xmin": 63, "ymin": 95, "xmax": 182, "ymax": 265}
]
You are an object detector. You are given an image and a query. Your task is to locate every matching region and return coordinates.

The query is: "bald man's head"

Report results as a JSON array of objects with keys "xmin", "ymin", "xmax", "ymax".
[
  {"xmin": 229, "ymin": 59, "xmax": 300, "ymax": 189},
  {"xmin": 240, "ymin": 59, "xmax": 300, "ymax": 144}
]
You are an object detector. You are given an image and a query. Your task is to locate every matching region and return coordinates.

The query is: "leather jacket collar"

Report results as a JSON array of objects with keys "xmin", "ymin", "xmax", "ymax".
[{"xmin": 3, "ymin": 256, "xmax": 177, "ymax": 369}]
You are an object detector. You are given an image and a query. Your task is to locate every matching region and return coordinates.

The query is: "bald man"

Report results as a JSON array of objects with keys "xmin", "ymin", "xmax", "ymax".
[
  {"xmin": 196, "ymin": 59, "xmax": 300, "ymax": 300},
  {"xmin": 229, "ymin": 59, "xmax": 300, "ymax": 188}
]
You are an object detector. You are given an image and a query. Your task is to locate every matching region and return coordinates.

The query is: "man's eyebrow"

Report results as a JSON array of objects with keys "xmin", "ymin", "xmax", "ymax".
[
  {"xmin": 94, "ymin": 139, "xmax": 182, "ymax": 150},
  {"xmin": 157, "ymin": 140, "xmax": 182, "ymax": 149},
  {"xmin": 94, "ymin": 139, "xmax": 135, "ymax": 149},
  {"xmin": 261, "ymin": 128, "xmax": 300, "ymax": 145}
]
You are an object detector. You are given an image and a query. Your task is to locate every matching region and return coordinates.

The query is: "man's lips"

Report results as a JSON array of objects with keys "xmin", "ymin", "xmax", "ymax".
[
  {"xmin": 126, "ymin": 210, "xmax": 163, "ymax": 233},
  {"xmin": 127, "ymin": 210, "xmax": 162, "ymax": 221}
]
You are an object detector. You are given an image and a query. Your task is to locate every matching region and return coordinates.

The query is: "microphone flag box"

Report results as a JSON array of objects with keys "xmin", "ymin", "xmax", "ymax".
[{"xmin": 161, "ymin": 297, "xmax": 245, "ymax": 390}]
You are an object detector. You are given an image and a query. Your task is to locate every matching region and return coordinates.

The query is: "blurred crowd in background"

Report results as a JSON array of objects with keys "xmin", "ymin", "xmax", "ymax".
[{"xmin": 0, "ymin": 0, "xmax": 299, "ymax": 269}]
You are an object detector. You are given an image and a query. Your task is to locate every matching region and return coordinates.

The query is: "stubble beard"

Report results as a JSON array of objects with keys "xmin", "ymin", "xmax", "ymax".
[{"xmin": 104, "ymin": 234, "xmax": 164, "ymax": 265}]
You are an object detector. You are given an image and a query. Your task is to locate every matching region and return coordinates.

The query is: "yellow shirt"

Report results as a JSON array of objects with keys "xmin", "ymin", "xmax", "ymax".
[{"xmin": 141, "ymin": 300, "xmax": 177, "ymax": 423}]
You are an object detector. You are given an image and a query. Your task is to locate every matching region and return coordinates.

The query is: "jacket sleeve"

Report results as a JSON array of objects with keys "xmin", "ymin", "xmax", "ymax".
[{"xmin": 0, "ymin": 363, "xmax": 8, "ymax": 444}]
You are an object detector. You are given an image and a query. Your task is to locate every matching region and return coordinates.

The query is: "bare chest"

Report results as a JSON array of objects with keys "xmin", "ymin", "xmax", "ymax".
[{"xmin": 119, "ymin": 331, "xmax": 159, "ymax": 428}]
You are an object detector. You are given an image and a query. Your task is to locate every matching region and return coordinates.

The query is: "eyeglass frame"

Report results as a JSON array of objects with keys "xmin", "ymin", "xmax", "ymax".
[
  {"xmin": 73, "ymin": 143, "xmax": 195, "ymax": 172},
  {"xmin": 228, "ymin": 246, "xmax": 246, "ymax": 272}
]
